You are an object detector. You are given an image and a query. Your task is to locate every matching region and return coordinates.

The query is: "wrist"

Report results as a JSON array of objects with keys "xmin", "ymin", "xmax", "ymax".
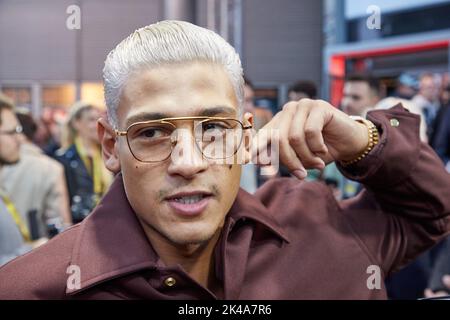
[{"xmin": 339, "ymin": 116, "xmax": 379, "ymax": 165}]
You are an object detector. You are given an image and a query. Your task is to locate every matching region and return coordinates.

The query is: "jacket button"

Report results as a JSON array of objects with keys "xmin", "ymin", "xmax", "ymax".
[
  {"xmin": 164, "ymin": 277, "xmax": 176, "ymax": 287},
  {"xmin": 390, "ymin": 118, "xmax": 400, "ymax": 127}
]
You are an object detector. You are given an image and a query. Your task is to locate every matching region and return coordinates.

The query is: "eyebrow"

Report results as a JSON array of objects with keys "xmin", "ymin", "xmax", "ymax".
[{"xmin": 124, "ymin": 105, "xmax": 237, "ymax": 128}]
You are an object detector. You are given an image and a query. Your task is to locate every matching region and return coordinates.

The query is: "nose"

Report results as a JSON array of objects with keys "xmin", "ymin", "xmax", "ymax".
[{"xmin": 167, "ymin": 128, "xmax": 208, "ymax": 179}]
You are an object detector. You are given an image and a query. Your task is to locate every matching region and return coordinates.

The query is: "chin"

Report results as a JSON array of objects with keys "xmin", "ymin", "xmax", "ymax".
[{"xmin": 165, "ymin": 225, "xmax": 219, "ymax": 246}]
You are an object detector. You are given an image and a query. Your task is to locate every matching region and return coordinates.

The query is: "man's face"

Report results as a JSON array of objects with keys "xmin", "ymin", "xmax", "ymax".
[
  {"xmin": 0, "ymin": 109, "xmax": 21, "ymax": 165},
  {"xmin": 341, "ymin": 81, "xmax": 377, "ymax": 116},
  {"xmin": 419, "ymin": 76, "xmax": 439, "ymax": 102},
  {"xmin": 114, "ymin": 62, "xmax": 245, "ymax": 246}
]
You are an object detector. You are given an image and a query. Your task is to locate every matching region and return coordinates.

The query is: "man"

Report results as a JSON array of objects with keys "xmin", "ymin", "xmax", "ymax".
[
  {"xmin": 0, "ymin": 94, "xmax": 32, "ymax": 265},
  {"xmin": 412, "ymin": 73, "xmax": 441, "ymax": 140},
  {"xmin": 0, "ymin": 109, "xmax": 72, "ymax": 238},
  {"xmin": 394, "ymin": 73, "xmax": 417, "ymax": 100},
  {"xmin": 243, "ymin": 77, "xmax": 272, "ymax": 131},
  {"xmin": 341, "ymin": 73, "xmax": 380, "ymax": 117},
  {"xmin": 240, "ymin": 77, "xmax": 274, "ymax": 193},
  {"xmin": 339, "ymin": 74, "xmax": 381, "ymax": 199},
  {"xmin": 430, "ymin": 84, "xmax": 450, "ymax": 167},
  {"xmin": 0, "ymin": 21, "xmax": 449, "ymax": 299}
]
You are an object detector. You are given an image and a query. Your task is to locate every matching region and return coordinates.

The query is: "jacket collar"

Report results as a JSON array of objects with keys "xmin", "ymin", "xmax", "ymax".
[
  {"xmin": 67, "ymin": 174, "xmax": 157, "ymax": 294},
  {"xmin": 227, "ymin": 188, "xmax": 289, "ymax": 243},
  {"xmin": 67, "ymin": 173, "xmax": 288, "ymax": 295}
]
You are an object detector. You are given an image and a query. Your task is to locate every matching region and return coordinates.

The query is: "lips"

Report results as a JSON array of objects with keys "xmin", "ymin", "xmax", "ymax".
[{"xmin": 165, "ymin": 191, "xmax": 213, "ymax": 217}]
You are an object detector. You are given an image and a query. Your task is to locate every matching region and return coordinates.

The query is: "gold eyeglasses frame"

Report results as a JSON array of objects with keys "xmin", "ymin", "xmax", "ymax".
[{"xmin": 114, "ymin": 116, "xmax": 253, "ymax": 163}]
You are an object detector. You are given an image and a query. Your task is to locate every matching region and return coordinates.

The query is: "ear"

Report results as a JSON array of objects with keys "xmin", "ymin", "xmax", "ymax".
[
  {"xmin": 242, "ymin": 112, "xmax": 254, "ymax": 164},
  {"xmin": 97, "ymin": 118, "xmax": 121, "ymax": 174}
]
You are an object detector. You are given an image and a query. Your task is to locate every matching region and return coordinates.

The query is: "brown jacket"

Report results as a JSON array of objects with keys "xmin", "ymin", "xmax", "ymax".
[{"xmin": 1, "ymin": 105, "xmax": 449, "ymax": 299}]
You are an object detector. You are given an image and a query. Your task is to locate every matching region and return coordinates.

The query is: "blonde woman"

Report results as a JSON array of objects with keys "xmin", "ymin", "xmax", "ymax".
[{"xmin": 56, "ymin": 102, "xmax": 111, "ymax": 223}]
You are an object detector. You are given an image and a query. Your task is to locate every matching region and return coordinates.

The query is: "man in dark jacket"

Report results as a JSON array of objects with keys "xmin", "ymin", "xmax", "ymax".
[{"xmin": 0, "ymin": 21, "xmax": 449, "ymax": 300}]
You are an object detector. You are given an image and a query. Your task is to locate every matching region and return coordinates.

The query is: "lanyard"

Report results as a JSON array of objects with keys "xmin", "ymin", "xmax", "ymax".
[{"xmin": 0, "ymin": 189, "xmax": 31, "ymax": 242}]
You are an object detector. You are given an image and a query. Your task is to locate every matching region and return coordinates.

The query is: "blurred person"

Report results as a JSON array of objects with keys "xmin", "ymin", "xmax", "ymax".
[
  {"xmin": 36, "ymin": 107, "xmax": 67, "ymax": 158},
  {"xmin": 0, "ymin": 94, "xmax": 32, "ymax": 265},
  {"xmin": 40, "ymin": 118, "xmax": 61, "ymax": 158},
  {"xmin": 394, "ymin": 74, "xmax": 417, "ymax": 100},
  {"xmin": 240, "ymin": 77, "xmax": 274, "ymax": 193},
  {"xmin": 424, "ymin": 80, "xmax": 450, "ymax": 298},
  {"xmin": 288, "ymin": 80, "xmax": 317, "ymax": 101},
  {"xmin": 0, "ymin": 21, "xmax": 450, "ymax": 300},
  {"xmin": 0, "ymin": 108, "xmax": 72, "ymax": 238},
  {"xmin": 439, "ymin": 72, "xmax": 449, "ymax": 105},
  {"xmin": 340, "ymin": 74, "xmax": 381, "ymax": 198},
  {"xmin": 429, "ymin": 84, "xmax": 450, "ymax": 167},
  {"xmin": 33, "ymin": 118, "xmax": 52, "ymax": 150},
  {"xmin": 243, "ymin": 77, "xmax": 272, "ymax": 130},
  {"xmin": 412, "ymin": 73, "xmax": 441, "ymax": 139},
  {"xmin": 341, "ymin": 73, "xmax": 381, "ymax": 117},
  {"xmin": 431, "ymin": 85, "xmax": 450, "ymax": 172},
  {"xmin": 425, "ymin": 237, "xmax": 450, "ymax": 298},
  {"xmin": 441, "ymin": 82, "xmax": 450, "ymax": 107},
  {"xmin": 56, "ymin": 102, "xmax": 112, "ymax": 223},
  {"xmin": 375, "ymin": 97, "xmax": 428, "ymax": 143},
  {"xmin": 240, "ymin": 77, "xmax": 259, "ymax": 193}
]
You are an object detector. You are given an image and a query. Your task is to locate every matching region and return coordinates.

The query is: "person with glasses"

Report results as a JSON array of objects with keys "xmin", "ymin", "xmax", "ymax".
[
  {"xmin": 0, "ymin": 109, "xmax": 72, "ymax": 239},
  {"xmin": 1, "ymin": 21, "xmax": 449, "ymax": 300},
  {"xmin": 0, "ymin": 94, "xmax": 32, "ymax": 265}
]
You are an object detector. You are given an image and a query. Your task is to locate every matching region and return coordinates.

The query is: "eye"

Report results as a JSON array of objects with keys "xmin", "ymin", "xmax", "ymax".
[
  {"xmin": 135, "ymin": 126, "xmax": 171, "ymax": 140},
  {"xmin": 142, "ymin": 128, "xmax": 160, "ymax": 138},
  {"xmin": 202, "ymin": 121, "xmax": 230, "ymax": 132}
]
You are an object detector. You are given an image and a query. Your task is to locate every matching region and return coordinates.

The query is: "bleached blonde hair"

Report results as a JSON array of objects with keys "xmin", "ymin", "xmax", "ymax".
[{"xmin": 103, "ymin": 20, "xmax": 244, "ymax": 127}]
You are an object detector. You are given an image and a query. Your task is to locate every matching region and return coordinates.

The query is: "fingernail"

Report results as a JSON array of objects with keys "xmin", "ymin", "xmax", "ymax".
[
  {"xmin": 315, "ymin": 162, "xmax": 325, "ymax": 170},
  {"xmin": 292, "ymin": 169, "xmax": 307, "ymax": 180}
]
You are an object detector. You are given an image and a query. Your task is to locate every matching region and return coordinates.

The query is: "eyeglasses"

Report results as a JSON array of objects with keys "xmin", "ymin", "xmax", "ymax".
[
  {"xmin": 0, "ymin": 125, "xmax": 23, "ymax": 135},
  {"xmin": 115, "ymin": 116, "xmax": 252, "ymax": 163}
]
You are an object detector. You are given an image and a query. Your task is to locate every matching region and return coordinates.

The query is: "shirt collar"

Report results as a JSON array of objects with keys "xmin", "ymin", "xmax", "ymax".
[{"xmin": 67, "ymin": 174, "xmax": 288, "ymax": 295}]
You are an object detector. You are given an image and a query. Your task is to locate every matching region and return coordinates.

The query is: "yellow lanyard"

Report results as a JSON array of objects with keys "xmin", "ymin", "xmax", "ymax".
[
  {"xmin": 0, "ymin": 190, "xmax": 31, "ymax": 242},
  {"xmin": 74, "ymin": 137, "xmax": 104, "ymax": 201}
]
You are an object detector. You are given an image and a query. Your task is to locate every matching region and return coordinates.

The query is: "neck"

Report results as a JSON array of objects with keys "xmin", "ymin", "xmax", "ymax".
[
  {"xmin": 142, "ymin": 224, "xmax": 221, "ymax": 290},
  {"xmin": 77, "ymin": 136, "xmax": 96, "ymax": 156}
]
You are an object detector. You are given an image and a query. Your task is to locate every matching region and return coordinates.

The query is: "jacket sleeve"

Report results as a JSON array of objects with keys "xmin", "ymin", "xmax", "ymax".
[{"xmin": 337, "ymin": 104, "xmax": 450, "ymax": 276}]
